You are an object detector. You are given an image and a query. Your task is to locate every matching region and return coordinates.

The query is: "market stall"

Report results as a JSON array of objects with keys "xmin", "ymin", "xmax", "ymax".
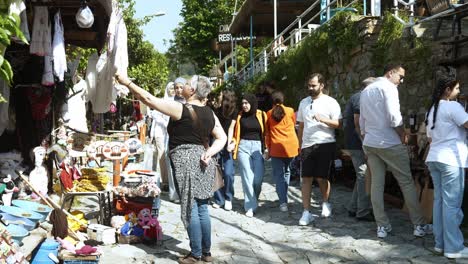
[{"xmin": 0, "ymin": 0, "xmax": 164, "ymax": 263}]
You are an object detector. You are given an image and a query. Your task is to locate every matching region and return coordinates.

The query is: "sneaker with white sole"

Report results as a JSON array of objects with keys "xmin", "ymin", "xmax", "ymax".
[
  {"xmin": 414, "ymin": 224, "xmax": 433, "ymax": 237},
  {"xmin": 279, "ymin": 203, "xmax": 288, "ymax": 212},
  {"xmin": 321, "ymin": 202, "xmax": 332, "ymax": 217},
  {"xmin": 245, "ymin": 209, "xmax": 254, "ymax": 217},
  {"xmin": 434, "ymin": 247, "xmax": 443, "ymax": 254},
  {"xmin": 377, "ymin": 225, "xmax": 392, "ymax": 238},
  {"xmin": 299, "ymin": 210, "xmax": 314, "ymax": 226},
  {"xmin": 212, "ymin": 203, "xmax": 221, "ymax": 209},
  {"xmin": 444, "ymin": 247, "xmax": 468, "ymax": 259},
  {"xmin": 224, "ymin": 201, "xmax": 232, "ymax": 211}
]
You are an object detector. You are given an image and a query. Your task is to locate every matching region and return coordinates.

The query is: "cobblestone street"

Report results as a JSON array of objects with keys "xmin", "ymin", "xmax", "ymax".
[{"xmin": 100, "ymin": 163, "xmax": 464, "ymax": 264}]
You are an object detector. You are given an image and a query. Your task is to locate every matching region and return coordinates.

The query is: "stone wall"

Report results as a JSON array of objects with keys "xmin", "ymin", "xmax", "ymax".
[{"xmin": 323, "ymin": 16, "xmax": 465, "ymax": 129}]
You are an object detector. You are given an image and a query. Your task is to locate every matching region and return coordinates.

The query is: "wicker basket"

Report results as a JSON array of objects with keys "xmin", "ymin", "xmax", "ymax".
[{"xmin": 425, "ymin": 0, "xmax": 452, "ymax": 15}]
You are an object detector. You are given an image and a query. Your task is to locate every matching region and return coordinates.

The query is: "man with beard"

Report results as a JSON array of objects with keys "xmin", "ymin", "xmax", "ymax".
[{"xmin": 297, "ymin": 73, "xmax": 342, "ymax": 225}]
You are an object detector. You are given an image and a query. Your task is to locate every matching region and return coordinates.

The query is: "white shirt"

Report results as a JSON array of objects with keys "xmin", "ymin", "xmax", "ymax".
[
  {"xmin": 360, "ymin": 77, "xmax": 402, "ymax": 148},
  {"xmin": 297, "ymin": 95, "xmax": 342, "ymax": 148},
  {"xmin": 426, "ymin": 100, "xmax": 468, "ymax": 168},
  {"xmin": 62, "ymin": 80, "xmax": 88, "ymax": 133}
]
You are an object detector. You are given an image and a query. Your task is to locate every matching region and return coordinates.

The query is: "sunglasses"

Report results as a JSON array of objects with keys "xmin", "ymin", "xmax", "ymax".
[{"xmin": 393, "ymin": 71, "xmax": 405, "ymax": 84}]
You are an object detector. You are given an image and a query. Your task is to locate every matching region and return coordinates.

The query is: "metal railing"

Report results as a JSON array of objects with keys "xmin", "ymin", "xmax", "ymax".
[{"xmin": 234, "ymin": 0, "xmax": 360, "ymax": 85}]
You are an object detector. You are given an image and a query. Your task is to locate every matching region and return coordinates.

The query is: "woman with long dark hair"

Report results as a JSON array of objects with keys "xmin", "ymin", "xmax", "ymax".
[
  {"xmin": 425, "ymin": 77, "xmax": 468, "ymax": 259},
  {"xmin": 232, "ymin": 93, "xmax": 267, "ymax": 217},
  {"xmin": 264, "ymin": 91, "xmax": 299, "ymax": 212},
  {"xmin": 213, "ymin": 90, "xmax": 238, "ymax": 211}
]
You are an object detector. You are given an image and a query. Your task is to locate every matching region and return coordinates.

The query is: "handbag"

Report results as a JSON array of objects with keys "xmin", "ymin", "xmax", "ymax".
[{"xmin": 185, "ymin": 104, "xmax": 224, "ymax": 192}]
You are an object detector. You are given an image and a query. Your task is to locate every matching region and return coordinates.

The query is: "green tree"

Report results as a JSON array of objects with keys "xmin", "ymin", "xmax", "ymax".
[
  {"xmin": 120, "ymin": 0, "xmax": 169, "ymax": 95},
  {"xmin": 168, "ymin": 0, "xmax": 242, "ymax": 76},
  {"xmin": 0, "ymin": 0, "xmax": 27, "ymax": 86}
]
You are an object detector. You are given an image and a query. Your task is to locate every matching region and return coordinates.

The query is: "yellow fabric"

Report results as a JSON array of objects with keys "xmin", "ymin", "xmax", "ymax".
[
  {"xmin": 67, "ymin": 210, "xmax": 88, "ymax": 231},
  {"xmin": 232, "ymin": 109, "xmax": 267, "ymax": 160},
  {"xmin": 64, "ymin": 236, "xmax": 78, "ymax": 245}
]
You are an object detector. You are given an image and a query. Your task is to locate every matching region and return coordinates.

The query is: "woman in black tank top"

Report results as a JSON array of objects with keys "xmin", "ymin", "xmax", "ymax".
[{"xmin": 116, "ymin": 74, "xmax": 226, "ymax": 263}]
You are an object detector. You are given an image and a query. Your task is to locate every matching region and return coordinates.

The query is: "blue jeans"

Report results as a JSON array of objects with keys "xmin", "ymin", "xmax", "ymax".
[
  {"xmin": 214, "ymin": 149, "xmax": 235, "ymax": 206},
  {"xmin": 237, "ymin": 140, "xmax": 264, "ymax": 212},
  {"xmin": 271, "ymin": 157, "xmax": 293, "ymax": 204},
  {"xmin": 187, "ymin": 199, "xmax": 211, "ymax": 257},
  {"xmin": 427, "ymin": 162, "xmax": 465, "ymax": 254}
]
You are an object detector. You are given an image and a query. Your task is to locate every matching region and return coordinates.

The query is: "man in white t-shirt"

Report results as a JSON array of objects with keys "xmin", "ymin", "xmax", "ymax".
[
  {"xmin": 297, "ymin": 73, "xmax": 342, "ymax": 225},
  {"xmin": 360, "ymin": 64, "xmax": 431, "ymax": 239}
]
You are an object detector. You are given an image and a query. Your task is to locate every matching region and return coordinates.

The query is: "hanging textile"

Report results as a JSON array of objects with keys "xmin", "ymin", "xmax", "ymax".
[
  {"xmin": 85, "ymin": 53, "xmax": 98, "ymax": 105},
  {"xmin": 42, "ymin": 51, "xmax": 54, "ymax": 86},
  {"xmin": 9, "ymin": 0, "xmax": 30, "ymax": 43},
  {"xmin": 90, "ymin": 5, "xmax": 128, "ymax": 114},
  {"xmin": 61, "ymin": 80, "xmax": 88, "ymax": 132},
  {"xmin": 53, "ymin": 11, "xmax": 67, "ymax": 82},
  {"xmin": 29, "ymin": 6, "xmax": 54, "ymax": 86},
  {"xmin": 30, "ymin": 6, "xmax": 50, "ymax": 56}
]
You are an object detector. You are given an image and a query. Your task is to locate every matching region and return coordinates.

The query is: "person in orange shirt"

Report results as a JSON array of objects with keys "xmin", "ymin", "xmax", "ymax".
[{"xmin": 265, "ymin": 91, "xmax": 299, "ymax": 212}]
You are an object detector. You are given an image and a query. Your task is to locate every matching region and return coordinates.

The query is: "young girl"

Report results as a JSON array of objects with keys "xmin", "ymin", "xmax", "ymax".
[
  {"xmin": 264, "ymin": 91, "xmax": 299, "ymax": 212},
  {"xmin": 213, "ymin": 90, "xmax": 238, "ymax": 211},
  {"xmin": 232, "ymin": 94, "xmax": 267, "ymax": 217},
  {"xmin": 425, "ymin": 77, "xmax": 468, "ymax": 259}
]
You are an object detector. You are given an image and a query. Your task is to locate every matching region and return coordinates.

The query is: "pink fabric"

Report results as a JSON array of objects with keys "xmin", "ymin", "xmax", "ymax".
[{"xmin": 75, "ymin": 245, "xmax": 97, "ymax": 255}]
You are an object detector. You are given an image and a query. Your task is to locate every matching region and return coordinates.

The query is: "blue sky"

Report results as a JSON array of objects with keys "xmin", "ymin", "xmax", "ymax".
[{"xmin": 134, "ymin": 1, "xmax": 183, "ymax": 53}]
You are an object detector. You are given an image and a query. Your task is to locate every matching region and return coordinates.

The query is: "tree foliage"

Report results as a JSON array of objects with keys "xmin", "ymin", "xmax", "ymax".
[
  {"xmin": 120, "ymin": 0, "xmax": 169, "ymax": 95},
  {"xmin": 0, "ymin": 0, "xmax": 27, "ymax": 87},
  {"xmin": 168, "ymin": 0, "xmax": 242, "ymax": 76}
]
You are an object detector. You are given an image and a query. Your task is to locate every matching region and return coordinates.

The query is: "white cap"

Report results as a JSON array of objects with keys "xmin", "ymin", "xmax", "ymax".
[{"xmin": 76, "ymin": 6, "xmax": 94, "ymax": 28}]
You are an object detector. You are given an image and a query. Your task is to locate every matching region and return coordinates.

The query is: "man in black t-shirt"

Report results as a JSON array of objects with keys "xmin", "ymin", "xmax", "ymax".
[{"xmin": 344, "ymin": 77, "xmax": 375, "ymax": 221}]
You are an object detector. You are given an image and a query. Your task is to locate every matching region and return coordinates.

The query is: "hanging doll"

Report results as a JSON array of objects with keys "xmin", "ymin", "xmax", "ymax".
[
  {"xmin": 28, "ymin": 147, "xmax": 48, "ymax": 199},
  {"xmin": 0, "ymin": 174, "xmax": 19, "ymax": 206}
]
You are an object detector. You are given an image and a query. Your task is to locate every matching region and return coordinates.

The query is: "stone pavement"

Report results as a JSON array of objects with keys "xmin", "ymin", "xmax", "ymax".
[{"xmin": 99, "ymin": 162, "xmax": 465, "ymax": 264}]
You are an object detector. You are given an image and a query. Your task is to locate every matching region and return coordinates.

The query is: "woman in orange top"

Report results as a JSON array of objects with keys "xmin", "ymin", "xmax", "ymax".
[{"xmin": 265, "ymin": 91, "xmax": 299, "ymax": 212}]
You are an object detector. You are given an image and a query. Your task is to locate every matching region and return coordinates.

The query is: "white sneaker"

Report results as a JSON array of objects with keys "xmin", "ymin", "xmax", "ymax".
[
  {"xmin": 224, "ymin": 201, "xmax": 232, "ymax": 211},
  {"xmin": 299, "ymin": 210, "xmax": 314, "ymax": 226},
  {"xmin": 414, "ymin": 224, "xmax": 433, "ymax": 237},
  {"xmin": 212, "ymin": 203, "xmax": 221, "ymax": 209},
  {"xmin": 444, "ymin": 247, "xmax": 468, "ymax": 259},
  {"xmin": 377, "ymin": 225, "xmax": 392, "ymax": 238},
  {"xmin": 434, "ymin": 247, "xmax": 443, "ymax": 254},
  {"xmin": 245, "ymin": 209, "xmax": 254, "ymax": 217},
  {"xmin": 279, "ymin": 203, "xmax": 288, "ymax": 212},
  {"xmin": 321, "ymin": 202, "xmax": 332, "ymax": 217}
]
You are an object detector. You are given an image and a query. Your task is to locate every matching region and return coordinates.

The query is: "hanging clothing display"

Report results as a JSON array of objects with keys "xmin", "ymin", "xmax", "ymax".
[
  {"xmin": 42, "ymin": 50, "xmax": 54, "ymax": 86},
  {"xmin": 92, "ymin": 52, "xmax": 112, "ymax": 113},
  {"xmin": 9, "ymin": 0, "xmax": 30, "ymax": 43},
  {"xmin": 0, "ymin": 80, "xmax": 9, "ymax": 136},
  {"xmin": 29, "ymin": 6, "xmax": 54, "ymax": 86},
  {"xmin": 88, "ymin": 6, "xmax": 128, "ymax": 114},
  {"xmin": 62, "ymin": 80, "xmax": 88, "ymax": 132},
  {"xmin": 53, "ymin": 11, "xmax": 67, "ymax": 82},
  {"xmin": 27, "ymin": 87, "xmax": 52, "ymax": 121},
  {"xmin": 85, "ymin": 53, "xmax": 98, "ymax": 106},
  {"xmin": 30, "ymin": 6, "xmax": 50, "ymax": 56}
]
